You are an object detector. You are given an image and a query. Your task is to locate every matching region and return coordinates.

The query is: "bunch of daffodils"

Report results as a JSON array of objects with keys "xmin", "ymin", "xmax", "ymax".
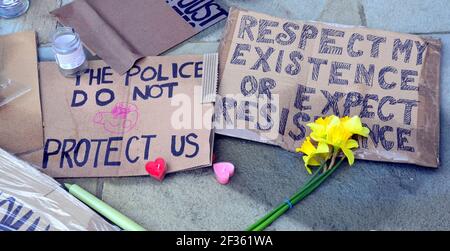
[
  {"xmin": 247, "ymin": 115, "xmax": 369, "ymax": 231},
  {"xmin": 298, "ymin": 115, "xmax": 370, "ymax": 174}
]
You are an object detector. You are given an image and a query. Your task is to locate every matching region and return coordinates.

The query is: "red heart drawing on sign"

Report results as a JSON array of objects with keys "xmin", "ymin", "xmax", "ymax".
[{"xmin": 145, "ymin": 158, "xmax": 167, "ymax": 181}]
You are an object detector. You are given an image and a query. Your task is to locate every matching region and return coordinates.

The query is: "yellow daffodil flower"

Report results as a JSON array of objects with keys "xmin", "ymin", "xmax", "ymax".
[
  {"xmin": 341, "ymin": 139, "xmax": 359, "ymax": 165},
  {"xmin": 296, "ymin": 137, "xmax": 330, "ymax": 174},
  {"xmin": 340, "ymin": 116, "xmax": 370, "ymax": 137},
  {"xmin": 302, "ymin": 115, "xmax": 370, "ymax": 167},
  {"xmin": 307, "ymin": 116, "xmax": 333, "ymax": 142},
  {"xmin": 324, "ymin": 116, "xmax": 352, "ymax": 147}
]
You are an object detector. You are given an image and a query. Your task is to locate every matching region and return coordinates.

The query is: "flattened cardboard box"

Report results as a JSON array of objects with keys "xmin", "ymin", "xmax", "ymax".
[
  {"xmin": 216, "ymin": 8, "xmax": 441, "ymax": 167},
  {"xmin": 38, "ymin": 55, "xmax": 215, "ymax": 178},
  {"xmin": 0, "ymin": 32, "xmax": 44, "ymax": 156},
  {"xmin": 52, "ymin": 0, "xmax": 228, "ymax": 74},
  {"xmin": 0, "ymin": 148, "xmax": 117, "ymax": 231}
]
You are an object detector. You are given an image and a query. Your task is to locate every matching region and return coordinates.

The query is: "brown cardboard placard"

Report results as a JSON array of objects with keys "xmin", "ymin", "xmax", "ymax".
[
  {"xmin": 0, "ymin": 31, "xmax": 44, "ymax": 156},
  {"xmin": 216, "ymin": 8, "xmax": 441, "ymax": 168},
  {"xmin": 0, "ymin": 148, "xmax": 117, "ymax": 231},
  {"xmin": 51, "ymin": 0, "xmax": 228, "ymax": 75},
  {"xmin": 38, "ymin": 55, "xmax": 215, "ymax": 178}
]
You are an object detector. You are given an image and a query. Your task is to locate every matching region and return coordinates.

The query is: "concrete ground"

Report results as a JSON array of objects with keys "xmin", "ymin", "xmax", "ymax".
[{"xmin": 2, "ymin": 0, "xmax": 450, "ymax": 230}]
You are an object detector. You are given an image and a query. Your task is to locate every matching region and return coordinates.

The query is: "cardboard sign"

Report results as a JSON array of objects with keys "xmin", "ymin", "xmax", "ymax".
[
  {"xmin": 52, "ymin": 0, "xmax": 228, "ymax": 74},
  {"xmin": 0, "ymin": 32, "xmax": 44, "ymax": 156},
  {"xmin": 216, "ymin": 8, "xmax": 441, "ymax": 168},
  {"xmin": 39, "ymin": 55, "xmax": 215, "ymax": 178},
  {"xmin": 0, "ymin": 148, "xmax": 117, "ymax": 231}
]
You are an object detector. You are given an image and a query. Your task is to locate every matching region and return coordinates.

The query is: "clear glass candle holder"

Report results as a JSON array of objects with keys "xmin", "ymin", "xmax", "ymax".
[
  {"xmin": 0, "ymin": 0, "xmax": 29, "ymax": 19},
  {"xmin": 52, "ymin": 27, "xmax": 88, "ymax": 78}
]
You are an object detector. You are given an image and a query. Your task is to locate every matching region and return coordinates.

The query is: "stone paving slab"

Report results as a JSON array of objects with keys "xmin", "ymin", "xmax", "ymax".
[
  {"xmin": 317, "ymin": 0, "xmax": 365, "ymax": 26},
  {"xmin": 362, "ymin": 0, "xmax": 450, "ymax": 34}
]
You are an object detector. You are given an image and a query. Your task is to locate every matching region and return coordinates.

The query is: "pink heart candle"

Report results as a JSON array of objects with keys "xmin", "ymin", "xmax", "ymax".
[{"xmin": 213, "ymin": 162, "xmax": 235, "ymax": 185}]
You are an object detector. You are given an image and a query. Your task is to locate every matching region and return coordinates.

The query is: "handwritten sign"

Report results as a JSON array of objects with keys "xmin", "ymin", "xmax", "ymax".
[
  {"xmin": 216, "ymin": 8, "xmax": 441, "ymax": 167},
  {"xmin": 0, "ymin": 191, "xmax": 50, "ymax": 231},
  {"xmin": 39, "ymin": 55, "xmax": 215, "ymax": 178}
]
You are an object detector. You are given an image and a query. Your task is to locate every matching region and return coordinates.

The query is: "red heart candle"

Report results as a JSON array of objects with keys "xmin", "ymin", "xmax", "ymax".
[{"xmin": 145, "ymin": 158, "xmax": 167, "ymax": 181}]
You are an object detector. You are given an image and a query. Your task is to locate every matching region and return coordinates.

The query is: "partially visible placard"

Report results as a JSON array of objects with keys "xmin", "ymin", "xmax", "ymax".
[
  {"xmin": 216, "ymin": 8, "xmax": 441, "ymax": 167},
  {"xmin": 0, "ymin": 31, "xmax": 44, "ymax": 156},
  {"xmin": 39, "ymin": 55, "xmax": 215, "ymax": 178},
  {"xmin": 0, "ymin": 148, "xmax": 118, "ymax": 231}
]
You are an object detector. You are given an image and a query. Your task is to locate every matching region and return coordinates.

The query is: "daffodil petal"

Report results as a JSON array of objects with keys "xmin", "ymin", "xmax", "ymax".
[
  {"xmin": 306, "ymin": 122, "xmax": 316, "ymax": 129},
  {"xmin": 302, "ymin": 155, "xmax": 309, "ymax": 164},
  {"xmin": 359, "ymin": 127, "xmax": 370, "ymax": 137},
  {"xmin": 345, "ymin": 116, "xmax": 361, "ymax": 128},
  {"xmin": 307, "ymin": 123, "xmax": 323, "ymax": 132},
  {"xmin": 340, "ymin": 116, "xmax": 350, "ymax": 122},
  {"xmin": 346, "ymin": 139, "xmax": 359, "ymax": 149},
  {"xmin": 308, "ymin": 158, "xmax": 322, "ymax": 166},
  {"xmin": 302, "ymin": 155, "xmax": 312, "ymax": 167},
  {"xmin": 328, "ymin": 116, "xmax": 340, "ymax": 127},
  {"xmin": 303, "ymin": 153, "xmax": 321, "ymax": 167},
  {"xmin": 305, "ymin": 166, "xmax": 313, "ymax": 175},
  {"xmin": 316, "ymin": 141, "xmax": 330, "ymax": 154},
  {"xmin": 342, "ymin": 147, "xmax": 355, "ymax": 165},
  {"xmin": 342, "ymin": 116, "xmax": 370, "ymax": 137},
  {"xmin": 298, "ymin": 137, "xmax": 316, "ymax": 155},
  {"xmin": 310, "ymin": 133, "xmax": 323, "ymax": 142}
]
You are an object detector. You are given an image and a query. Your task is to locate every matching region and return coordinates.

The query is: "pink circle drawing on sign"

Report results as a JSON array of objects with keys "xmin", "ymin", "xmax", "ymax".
[{"xmin": 93, "ymin": 102, "xmax": 139, "ymax": 134}]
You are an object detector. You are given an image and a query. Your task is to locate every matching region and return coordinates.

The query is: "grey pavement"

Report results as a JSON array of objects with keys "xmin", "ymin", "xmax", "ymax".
[{"xmin": 2, "ymin": 0, "xmax": 450, "ymax": 230}]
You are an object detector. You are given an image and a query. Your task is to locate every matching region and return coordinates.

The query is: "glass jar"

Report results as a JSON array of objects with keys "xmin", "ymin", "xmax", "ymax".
[
  {"xmin": 0, "ymin": 0, "xmax": 29, "ymax": 19},
  {"xmin": 52, "ymin": 27, "xmax": 88, "ymax": 78}
]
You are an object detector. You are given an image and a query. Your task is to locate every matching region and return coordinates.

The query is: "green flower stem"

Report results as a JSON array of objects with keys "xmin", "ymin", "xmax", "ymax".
[
  {"xmin": 251, "ymin": 160, "xmax": 343, "ymax": 231},
  {"xmin": 246, "ymin": 164, "xmax": 325, "ymax": 231},
  {"xmin": 290, "ymin": 157, "xmax": 344, "ymax": 205},
  {"xmin": 246, "ymin": 167, "xmax": 325, "ymax": 231},
  {"xmin": 246, "ymin": 202, "xmax": 285, "ymax": 231},
  {"xmin": 252, "ymin": 205, "xmax": 290, "ymax": 231},
  {"xmin": 247, "ymin": 158, "xmax": 345, "ymax": 231}
]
